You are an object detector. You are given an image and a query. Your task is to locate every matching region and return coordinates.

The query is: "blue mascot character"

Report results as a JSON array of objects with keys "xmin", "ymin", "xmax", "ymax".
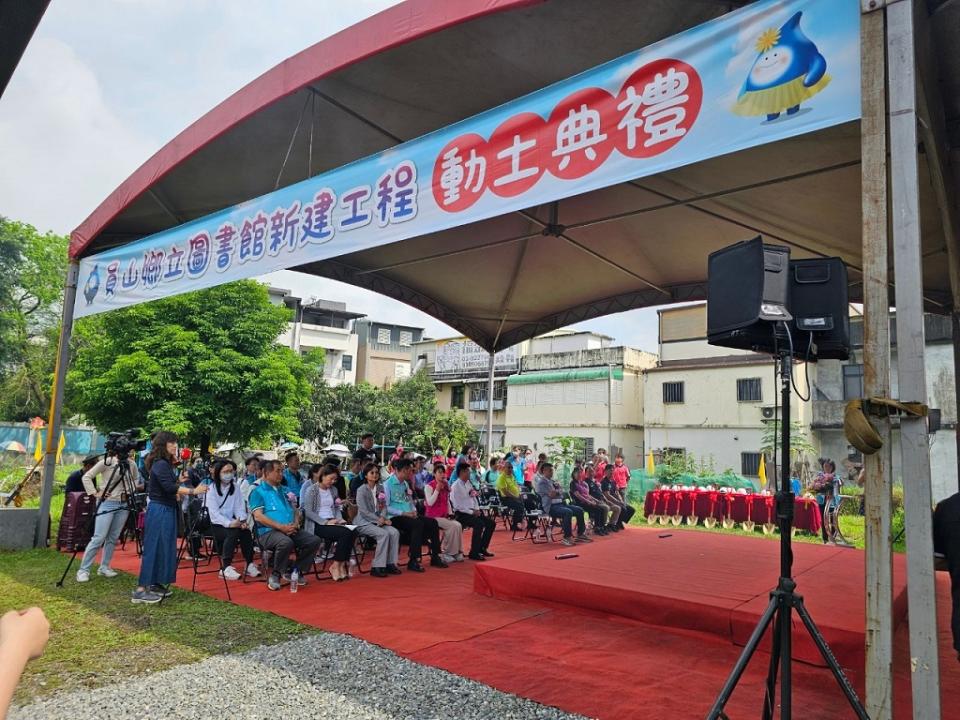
[
  {"xmin": 733, "ymin": 12, "xmax": 830, "ymax": 121},
  {"xmin": 83, "ymin": 264, "xmax": 100, "ymax": 305}
]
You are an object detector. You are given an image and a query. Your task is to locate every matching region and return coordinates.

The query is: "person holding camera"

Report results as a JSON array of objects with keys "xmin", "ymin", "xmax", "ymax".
[
  {"xmin": 76, "ymin": 448, "xmax": 142, "ymax": 583},
  {"xmin": 133, "ymin": 431, "xmax": 206, "ymax": 604},
  {"xmin": 206, "ymin": 460, "xmax": 259, "ymax": 581}
]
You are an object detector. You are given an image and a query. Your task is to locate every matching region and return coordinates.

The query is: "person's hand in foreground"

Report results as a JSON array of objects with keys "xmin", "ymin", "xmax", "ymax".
[{"xmin": 0, "ymin": 607, "xmax": 50, "ymax": 717}]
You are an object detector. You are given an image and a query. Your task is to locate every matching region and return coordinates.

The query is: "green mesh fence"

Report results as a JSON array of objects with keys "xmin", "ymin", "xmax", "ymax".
[
  {"xmin": 625, "ymin": 469, "xmax": 760, "ymax": 505},
  {"xmin": 539, "ymin": 464, "xmax": 758, "ymax": 505}
]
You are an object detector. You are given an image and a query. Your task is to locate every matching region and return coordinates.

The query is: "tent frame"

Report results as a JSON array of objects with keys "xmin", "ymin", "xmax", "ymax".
[{"xmin": 35, "ymin": 2, "xmax": 958, "ymax": 718}]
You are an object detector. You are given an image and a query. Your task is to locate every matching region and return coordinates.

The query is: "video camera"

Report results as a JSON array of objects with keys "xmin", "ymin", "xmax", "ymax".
[{"xmin": 104, "ymin": 428, "xmax": 147, "ymax": 457}]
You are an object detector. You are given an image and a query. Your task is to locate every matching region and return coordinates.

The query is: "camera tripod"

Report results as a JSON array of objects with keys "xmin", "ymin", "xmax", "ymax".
[
  {"xmin": 56, "ymin": 454, "xmax": 142, "ymax": 588},
  {"xmin": 706, "ymin": 351, "xmax": 869, "ymax": 720}
]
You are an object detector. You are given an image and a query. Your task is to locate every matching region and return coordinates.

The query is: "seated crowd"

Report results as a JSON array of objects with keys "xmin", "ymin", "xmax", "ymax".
[{"xmin": 123, "ymin": 431, "xmax": 635, "ymax": 603}]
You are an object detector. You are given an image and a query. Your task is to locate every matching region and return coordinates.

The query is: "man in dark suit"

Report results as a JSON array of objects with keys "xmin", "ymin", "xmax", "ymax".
[{"xmin": 934, "ymin": 491, "xmax": 960, "ymax": 661}]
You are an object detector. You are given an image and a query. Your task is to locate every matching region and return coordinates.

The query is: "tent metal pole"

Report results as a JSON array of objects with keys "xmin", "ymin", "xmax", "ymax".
[
  {"xmin": 36, "ymin": 260, "xmax": 79, "ymax": 548},
  {"xmin": 860, "ymin": 4, "xmax": 894, "ymax": 717},
  {"xmin": 886, "ymin": 2, "xmax": 942, "ymax": 718},
  {"xmin": 607, "ymin": 364, "xmax": 613, "ymax": 454},
  {"xmin": 486, "ymin": 352, "xmax": 495, "ymax": 461}
]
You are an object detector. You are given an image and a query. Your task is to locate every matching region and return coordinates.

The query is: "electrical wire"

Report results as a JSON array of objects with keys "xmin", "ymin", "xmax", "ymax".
[{"xmin": 780, "ymin": 321, "xmax": 811, "ymax": 401}]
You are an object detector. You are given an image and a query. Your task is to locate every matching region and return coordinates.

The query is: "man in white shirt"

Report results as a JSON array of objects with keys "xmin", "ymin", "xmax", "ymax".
[{"xmin": 450, "ymin": 463, "xmax": 496, "ymax": 560}]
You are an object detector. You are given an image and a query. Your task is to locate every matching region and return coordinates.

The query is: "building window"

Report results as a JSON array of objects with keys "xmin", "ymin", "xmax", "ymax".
[
  {"xmin": 493, "ymin": 380, "xmax": 507, "ymax": 406},
  {"xmin": 451, "ymin": 385, "xmax": 465, "ymax": 410},
  {"xmin": 376, "ymin": 327, "xmax": 391, "ymax": 344},
  {"xmin": 468, "ymin": 383, "xmax": 506, "ymax": 411},
  {"xmin": 842, "ymin": 364, "xmax": 864, "ymax": 400},
  {"xmin": 580, "ymin": 437, "xmax": 595, "ymax": 461},
  {"xmin": 399, "ymin": 330, "xmax": 413, "ymax": 346},
  {"xmin": 341, "ymin": 354, "xmax": 353, "ymax": 371},
  {"xmin": 741, "ymin": 452, "xmax": 762, "ymax": 477},
  {"xmin": 662, "ymin": 381, "xmax": 684, "ymax": 404},
  {"xmin": 737, "ymin": 378, "xmax": 763, "ymax": 403}
]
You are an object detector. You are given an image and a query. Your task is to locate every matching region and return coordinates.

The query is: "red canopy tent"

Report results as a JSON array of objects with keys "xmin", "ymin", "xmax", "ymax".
[{"xmin": 31, "ymin": 1, "xmax": 960, "ymax": 717}]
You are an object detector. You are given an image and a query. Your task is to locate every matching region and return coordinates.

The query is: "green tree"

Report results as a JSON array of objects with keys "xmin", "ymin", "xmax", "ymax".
[
  {"xmin": 68, "ymin": 280, "xmax": 314, "ymax": 448},
  {"xmin": 760, "ymin": 420, "xmax": 816, "ymax": 489},
  {"xmin": 0, "ymin": 218, "xmax": 69, "ymax": 421},
  {"xmin": 300, "ymin": 370, "xmax": 477, "ymax": 453}
]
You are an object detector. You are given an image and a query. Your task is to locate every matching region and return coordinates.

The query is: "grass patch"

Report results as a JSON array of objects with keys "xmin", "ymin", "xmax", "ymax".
[{"xmin": 0, "ymin": 548, "xmax": 314, "ymax": 704}]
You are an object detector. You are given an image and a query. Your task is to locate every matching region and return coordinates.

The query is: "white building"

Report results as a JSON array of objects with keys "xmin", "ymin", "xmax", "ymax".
[
  {"xmin": 412, "ymin": 330, "xmax": 620, "ymax": 450},
  {"xmin": 643, "ymin": 305, "xmax": 814, "ymax": 482},
  {"xmin": 813, "ymin": 313, "xmax": 958, "ymax": 501},
  {"xmin": 506, "ymin": 345, "xmax": 656, "ymax": 465},
  {"xmin": 268, "ymin": 287, "xmax": 364, "ymax": 386}
]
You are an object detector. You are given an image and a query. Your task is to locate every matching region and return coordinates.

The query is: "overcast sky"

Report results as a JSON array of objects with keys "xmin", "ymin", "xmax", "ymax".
[{"xmin": 0, "ymin": 0, "xmax": 663, "ymax": 350}]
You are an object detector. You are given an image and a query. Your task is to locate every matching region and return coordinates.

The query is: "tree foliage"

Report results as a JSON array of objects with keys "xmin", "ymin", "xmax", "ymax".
[
  {"xmin": 301, "ymin": 370, "xmax": 477, "ymax": 453},
  {"xmin": 68, "ymin": 280, "xmax": 317, "ymax": 447},
  {"xmin": 0, "ymin": 218, "xmax": 69, "ymax": 421}
]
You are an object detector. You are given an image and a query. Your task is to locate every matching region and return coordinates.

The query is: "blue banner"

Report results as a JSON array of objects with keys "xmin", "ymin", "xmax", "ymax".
[{"xmin": 75, "ymin": 0, "xmax": 861, "ymax": 318}]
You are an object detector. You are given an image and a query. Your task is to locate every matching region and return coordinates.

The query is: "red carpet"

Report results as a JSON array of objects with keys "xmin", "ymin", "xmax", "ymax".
[
  {"xmin": 105, "ymin": 526, "xmax": 959, "ymax": 718},
  {"xmin": 473, "ymin": 529, "xmax": 909, "ymax": 669}
]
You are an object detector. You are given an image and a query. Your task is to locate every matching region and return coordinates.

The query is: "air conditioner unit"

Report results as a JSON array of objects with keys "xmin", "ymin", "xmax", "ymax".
[{"xmin": 761, "ymin": 406, "xmax": 777, "ymax": 420}]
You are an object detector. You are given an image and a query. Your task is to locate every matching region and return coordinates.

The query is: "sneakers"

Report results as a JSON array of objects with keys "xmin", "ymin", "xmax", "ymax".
[
  {"xmin": 245, "ymin": 563, "xmax": 261, "ymax": 578},
  {"xmin": 97, "ymin": 566, "xmax": 118, "ymax": 578},
  {"xmin": 562, "ymin": 536, "xmax": 576, "ymax": 546},
  {"xmin": 454, "ymin": 553, "xmax": 465, "ymax": 563},
  {"xmin": 76, "ymin": 569, "xmax": 90, "ymax": 583},
  {"xmin": 267, "ymin": 574, "xmax": 282, "ymax": 591},
  {"xmin": 219, "ymin": 566, "xmax": 242, "ymax": 581},
  {"xmin": 440, "ymin": 553, "xmax": 456, "ymax": 564},
  {"xmin": 149, "ymin": 584, "xmax": 173, "ymax": 598},
  {"xmin": 575, "ymin": 535, "xmax": 593, "ymax": 543},
  {"xmin": 131, "ymin": 589, "xmax": 162, "ymax": 604}
]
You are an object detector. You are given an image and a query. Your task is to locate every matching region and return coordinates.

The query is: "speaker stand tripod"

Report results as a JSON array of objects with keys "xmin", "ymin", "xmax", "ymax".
[{"xmin": 706, "ymin": 352, "xmax": 869, "ymax": 720}]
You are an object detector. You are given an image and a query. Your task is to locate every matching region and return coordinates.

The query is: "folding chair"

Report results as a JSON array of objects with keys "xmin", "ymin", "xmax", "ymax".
[
  {"xmin": 311, "ymin": 531, "xmax": 368, "ymax": 580},
  {"xmin": 512, "ymin": 492, "xmax": 550, "ymax": 543},
  {"xmin": 176, "ymin": 507, "xmax": 232, "ymax": 601}
]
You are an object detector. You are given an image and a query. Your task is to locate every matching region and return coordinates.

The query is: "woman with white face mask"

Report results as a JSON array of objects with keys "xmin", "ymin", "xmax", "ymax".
[{"xmin": 206, "ymin": 460, "xmax": 260, "ymax": 580}]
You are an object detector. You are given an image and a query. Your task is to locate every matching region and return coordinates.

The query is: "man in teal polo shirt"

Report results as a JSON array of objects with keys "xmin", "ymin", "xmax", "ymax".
[
  {"xmin": 249, "ymin": 459, "xmax": 321, "ymax": 590},
  {"xmin": 383, "ymin": 458, "xmax": 447, "ymax": 571}
]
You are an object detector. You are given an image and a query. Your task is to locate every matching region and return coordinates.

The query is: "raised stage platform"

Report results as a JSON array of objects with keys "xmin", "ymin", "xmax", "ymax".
[{"xmin": 473, "ymin": 527, "xmax": 909, "ymax": 669}]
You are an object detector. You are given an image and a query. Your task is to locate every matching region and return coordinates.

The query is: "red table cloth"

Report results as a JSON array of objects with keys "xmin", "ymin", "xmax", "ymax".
[{"xmin": 643, "ymin": 489, "xmax": 822, "ymax": 534}]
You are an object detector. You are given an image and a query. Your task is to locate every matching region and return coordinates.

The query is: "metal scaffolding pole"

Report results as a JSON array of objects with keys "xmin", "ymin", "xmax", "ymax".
[
  {"xmin": 35, "ymin": 260, "xmax": 79, "ymax": 547},
  {"xmin": 887, "ymin": 1, "xmax": 941, "ymax": 717},
  {"xmin": 860, "ymin": 4, "xmax": 894, "ymax": 716}
]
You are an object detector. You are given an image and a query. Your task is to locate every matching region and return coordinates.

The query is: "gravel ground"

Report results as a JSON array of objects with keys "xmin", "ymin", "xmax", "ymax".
[{"xmin": 10, "ymin": 634, "xmax": 590, "ymax": 720}]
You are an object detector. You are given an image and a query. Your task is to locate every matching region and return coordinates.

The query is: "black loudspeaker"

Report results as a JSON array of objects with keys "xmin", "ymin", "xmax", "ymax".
[
  {"xmin": 707, "ymin": 237, "xmax": 791, "ymax": 354},
  {"xmin": 788, "ymin": 257, "xmax": 850, "ymax": 360}
]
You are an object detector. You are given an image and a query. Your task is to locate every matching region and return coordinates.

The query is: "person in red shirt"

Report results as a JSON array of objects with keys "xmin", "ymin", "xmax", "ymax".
[
  {"xmin": 593, "ymin": 450, "xmax": 609, "ymax": 482},
  {"xmin": 612, "ymin": 454, "xmax": 630, "ymax": 491}
]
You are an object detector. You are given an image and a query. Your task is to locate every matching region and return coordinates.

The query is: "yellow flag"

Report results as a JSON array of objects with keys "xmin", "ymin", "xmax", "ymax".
[
  {"xmin": 34, "ymin": 432, "xmax": 43, "ymax": 461},
  {"xmin": 645, "ymin": 450, "xmax": 655, "ymax": 475},
  {"xmin": 758, "ymin": 453, "xmax": 767, "ymax": 486},
  {"xmin": 56, "ymin": 431, "xmax": 66, "ymax": 464}
]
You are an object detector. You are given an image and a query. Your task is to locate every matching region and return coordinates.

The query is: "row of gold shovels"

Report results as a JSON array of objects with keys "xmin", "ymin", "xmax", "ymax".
[{"xmin": 645, "ymin": 511, "xmax": 780, "ymax": 535}]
